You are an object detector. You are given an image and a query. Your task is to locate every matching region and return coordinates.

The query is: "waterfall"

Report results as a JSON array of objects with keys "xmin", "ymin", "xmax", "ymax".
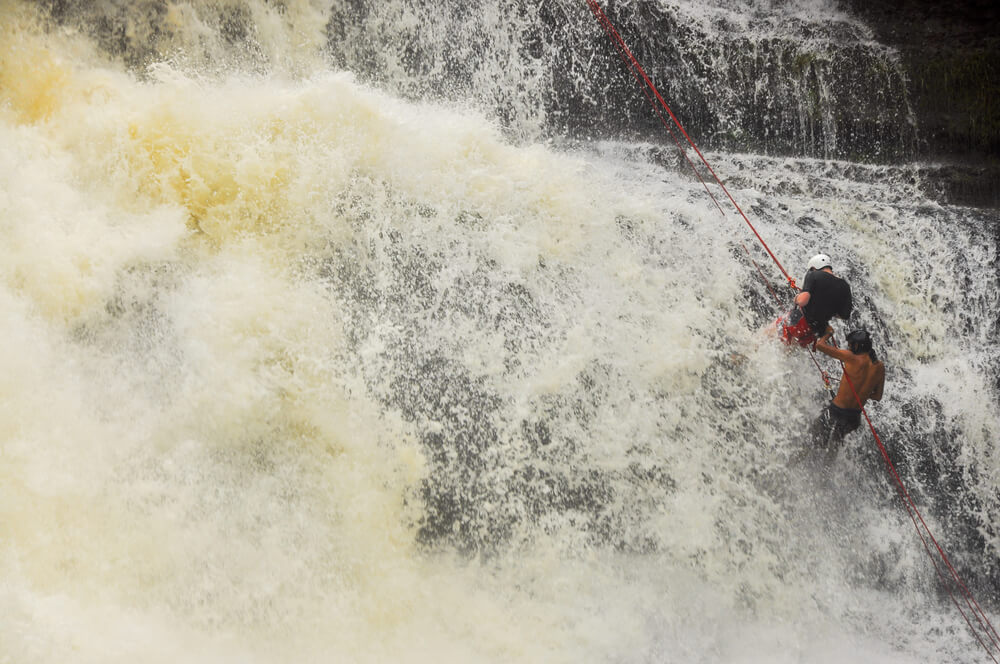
[
  {"xmin": 1, "ymin": 1, "xmax": 997, "ymax": 662},
  {"xmin": 324, "ymin": 0, "xmax": 917, "ymax": 160}
]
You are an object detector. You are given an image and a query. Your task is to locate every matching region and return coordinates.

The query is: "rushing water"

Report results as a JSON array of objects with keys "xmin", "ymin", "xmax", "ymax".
[{"xmin": 1, "ymin": 1, "xmax": 998, "ymax": 663}]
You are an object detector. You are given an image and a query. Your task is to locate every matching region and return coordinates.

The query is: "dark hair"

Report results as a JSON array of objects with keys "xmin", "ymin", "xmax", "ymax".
[{"xmin": 847, "ymin": 328, "xmax": 878, "ymax": 361}]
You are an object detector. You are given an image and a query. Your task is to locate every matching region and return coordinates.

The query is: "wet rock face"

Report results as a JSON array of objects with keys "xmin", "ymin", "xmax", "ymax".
[
  {"xmin": 332, "ymin": 0, "xmax": 998, "ymax": 207},
  {"xmin": 37, "ymin": 0, "xmax": 999, "ymax": 207},
  {"xmin": 546, "ymin": 2, "xmax": 928, "ymax": 163},
  {"xmin": 839, "ymin": 0, "xmax": 1000, "ymax": 208},
  {"xmin": 579, "ymin": 0, "xmax": 1000, "ymax": 207}
]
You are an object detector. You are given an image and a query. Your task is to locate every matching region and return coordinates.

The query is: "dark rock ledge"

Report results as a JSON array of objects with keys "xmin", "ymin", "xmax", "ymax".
[{"xmin": 841, "ymin": 0, "xmax": 1000, "ymax": 208}]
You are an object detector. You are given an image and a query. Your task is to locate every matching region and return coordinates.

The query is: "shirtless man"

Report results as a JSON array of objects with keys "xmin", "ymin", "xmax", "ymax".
[{"xmin": 808, "ymin": 328, "xmax": 885, "ymax": 459}]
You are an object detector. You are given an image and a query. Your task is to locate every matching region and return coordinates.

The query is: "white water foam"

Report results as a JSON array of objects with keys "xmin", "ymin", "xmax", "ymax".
[{"xmin": 1, "ymin": 2, "xmax": 997, "ymax": 663}]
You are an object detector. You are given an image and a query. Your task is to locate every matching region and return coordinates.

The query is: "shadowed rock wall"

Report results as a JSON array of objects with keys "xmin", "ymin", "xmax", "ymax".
[{"xmin": 840, "ymin": 0, "xmax": 1000, "ymax": 207}]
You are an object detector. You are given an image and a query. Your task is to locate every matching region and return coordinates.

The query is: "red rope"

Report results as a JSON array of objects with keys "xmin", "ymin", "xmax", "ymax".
[
  {"xmin": 743, "ymin": 242, "xmax": 782, "ymax": 305},
  {"xmin": 590, "ymin": 4, "xmax": 728, "ymax": 218},
  {"xmin": 591, "ymin": 0, "xmax": 828, "ymax": 391},
  {"xmin": 590, "ymin": 3, "xmax": 832, "ymax": 392},
  {"xmin": 584, "ymin": 0, "xmax": 797, "ymax": 291},
  {"xmin": 840, "ymin": 366, "xmax": 1000, "ymax": 659},
  {"xmin": 584, "ymin": 1, "xmax": 999, "ymax": 657}
]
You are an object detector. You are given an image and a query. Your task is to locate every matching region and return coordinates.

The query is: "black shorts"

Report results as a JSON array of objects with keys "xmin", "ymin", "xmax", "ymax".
[
  {"xmin": 809, "ymin": 402, "xmax": 862, "ymax": 451},
  {"xmin": 828, "ymin": 403, "xmax": 862, "ymax": 430}
]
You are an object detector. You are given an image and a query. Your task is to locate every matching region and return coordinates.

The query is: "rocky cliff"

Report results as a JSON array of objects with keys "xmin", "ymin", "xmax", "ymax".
[
  {"xmin": 36, "ymin": 0, "xmax": 1000, "ymax": 208},
  {"xmin": 841, "ymin": 0, "xmax": 999, "ymax": 207}
]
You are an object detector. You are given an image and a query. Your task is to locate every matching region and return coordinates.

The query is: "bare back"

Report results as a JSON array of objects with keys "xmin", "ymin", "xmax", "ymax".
[
  {"xmin": 815, "ymin": 338, "xmax": 885, "ymax": 410},
  {"xmin": 832, "ymin": 355, "xmax": 884, "ymax": 409}
]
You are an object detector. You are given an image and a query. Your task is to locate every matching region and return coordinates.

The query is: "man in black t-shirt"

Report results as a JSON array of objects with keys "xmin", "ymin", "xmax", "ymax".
[{"xmin": 778, "ymin": 253, "xmax": 853, "ymax": 347}]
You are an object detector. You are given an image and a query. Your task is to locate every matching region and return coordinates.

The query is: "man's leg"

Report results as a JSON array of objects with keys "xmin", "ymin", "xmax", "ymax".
[{"xmin": 824, "ymin": 407, "xmax": 862, "ymax": 462}]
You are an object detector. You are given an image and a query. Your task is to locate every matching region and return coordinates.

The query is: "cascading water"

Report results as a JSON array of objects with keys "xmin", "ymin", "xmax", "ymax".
[
  {"xmin": 325, "ymin": 0, "xmax": 918, "ymax": 160},
  {"xmin": 1, "ymin": 1, "xmax": 998, "ymax": 663}
]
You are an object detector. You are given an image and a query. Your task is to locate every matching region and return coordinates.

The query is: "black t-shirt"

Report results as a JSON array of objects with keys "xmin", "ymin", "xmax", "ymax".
[{"xmin": 801, "ymin": 269, "xmax": 852, "ymax": 332}]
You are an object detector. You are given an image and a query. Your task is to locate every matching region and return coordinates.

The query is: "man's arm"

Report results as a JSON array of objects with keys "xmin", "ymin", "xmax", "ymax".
[
  {"xmin": 795, "ymin": 271, "xmax": 816, "ymax": 308},
  {"xmin": 815, "ymin": 331, "xmax": 853, "ymax": 361}
]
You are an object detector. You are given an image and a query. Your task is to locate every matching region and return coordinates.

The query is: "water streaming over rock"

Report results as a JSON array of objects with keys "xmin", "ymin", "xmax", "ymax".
[{"xmin": 1, "ymin": 1, "xmax": 998, "ymax": 663}]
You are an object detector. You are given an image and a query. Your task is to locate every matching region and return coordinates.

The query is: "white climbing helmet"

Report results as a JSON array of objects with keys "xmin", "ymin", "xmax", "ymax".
[{"xmin": 807, "ymin": 253, "xmax": 832, "ymax": 271}]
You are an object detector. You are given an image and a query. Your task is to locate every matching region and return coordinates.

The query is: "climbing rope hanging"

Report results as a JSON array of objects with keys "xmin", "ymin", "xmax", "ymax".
[
  {"xmin": 583, "ymin": 0, "xmax": 797, "ymax": 291},
  {"xmin": 588, "ymin": 0, "xmax": 832, "ymax": 389},
  {"xmin": 840, "ymin": 368, "xmax": 1000, "ymax": 661},
  {"xmin": 582, "ymin": 1, "xmax": 999, "ymax": 659}
]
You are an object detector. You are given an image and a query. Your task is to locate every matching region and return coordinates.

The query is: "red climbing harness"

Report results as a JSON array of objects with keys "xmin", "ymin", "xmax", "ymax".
[
  {"xmin": 584, "ymin": 2, "xmax": 999, "ymax": 659},
  {"xmin": 776, "ymin": 312, "xmax": 817, "ymax": 348}
]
